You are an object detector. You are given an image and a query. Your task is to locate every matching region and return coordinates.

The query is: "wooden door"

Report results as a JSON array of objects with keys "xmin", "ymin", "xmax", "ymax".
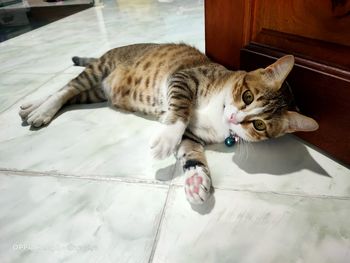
[{"xmin": 205, "ymin": 0, "xmax": 350, "ymax": 165}]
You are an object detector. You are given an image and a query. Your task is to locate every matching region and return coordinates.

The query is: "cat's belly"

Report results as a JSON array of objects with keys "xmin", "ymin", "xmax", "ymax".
[{"xmin": 102, "ymin": 71, "xmax": 167, "ymax": 116}]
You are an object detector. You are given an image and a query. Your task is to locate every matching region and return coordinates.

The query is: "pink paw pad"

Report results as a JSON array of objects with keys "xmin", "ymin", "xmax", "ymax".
[
  {"xmin": 185, "ymin": 173, "xmax": 203, "ymax": 194},
  {"xmin": 184, "ymin": 168, "xmax": 211, "ymax": 204}
]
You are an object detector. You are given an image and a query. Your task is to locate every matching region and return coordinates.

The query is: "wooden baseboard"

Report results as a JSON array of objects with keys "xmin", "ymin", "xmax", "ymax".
[{"xmin": 240, "ymin": 43, "xmax": 350, "ymax": 165}]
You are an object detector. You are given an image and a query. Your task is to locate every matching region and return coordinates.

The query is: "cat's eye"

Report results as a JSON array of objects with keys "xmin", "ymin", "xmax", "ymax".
[
  {"xmin": 242, "ymin": 90, "xmax": 254, "ymax": 105},
  {"xmin": 253, "ymin": 120, "xmax": 266, "ymax": 131}
]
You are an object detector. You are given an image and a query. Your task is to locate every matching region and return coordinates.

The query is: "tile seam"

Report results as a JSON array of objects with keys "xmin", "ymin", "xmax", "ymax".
[
  {"xmin": 1, "ymin": 168, "xmax": 349, "ymax": 200},
  {"xmin": 148, "ymin": 185, "xmax": 174, "ymax": 263},
  {"xmin": 0, "ymin": 168, "xmax": 170, "ymax": 187},
  {"xmin": 170, "ymin": 183, "xmax": 350, "ymax": 200}
]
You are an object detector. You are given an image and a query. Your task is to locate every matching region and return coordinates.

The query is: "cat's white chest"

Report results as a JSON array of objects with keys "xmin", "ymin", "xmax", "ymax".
[{"xmin": 189, "ymin": 91, "xmax": 230, "ymax": 143}]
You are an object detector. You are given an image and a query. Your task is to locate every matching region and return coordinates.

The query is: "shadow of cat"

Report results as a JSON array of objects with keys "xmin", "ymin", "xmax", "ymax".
[
  {"xmin": 190, "ymin": 193, "xmax": 215, "ymax": 215},
  {"xmin": 155, "ymin": 163, "xmax": 177, "ymax": 181},
  {"xmin": 208, "ymin": 135, "xmax": 330, "ymax": 177}
]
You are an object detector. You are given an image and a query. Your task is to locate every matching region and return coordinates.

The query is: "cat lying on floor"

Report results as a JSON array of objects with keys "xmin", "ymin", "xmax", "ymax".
[{"xmin": 19, "ymin": 43, "xmax": 318, "ymax": 205}]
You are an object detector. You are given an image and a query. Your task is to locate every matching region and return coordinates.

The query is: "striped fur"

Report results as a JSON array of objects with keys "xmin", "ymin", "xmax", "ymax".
[{"xmin": 19, "ymin": 43, "xmax": 319, "ymax": 204}]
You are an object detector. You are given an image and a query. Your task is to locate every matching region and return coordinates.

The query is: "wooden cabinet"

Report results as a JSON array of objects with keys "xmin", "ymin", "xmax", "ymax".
[{"xmin": 205, "ymin": 0, "xmax": 350, "ymax": 165}]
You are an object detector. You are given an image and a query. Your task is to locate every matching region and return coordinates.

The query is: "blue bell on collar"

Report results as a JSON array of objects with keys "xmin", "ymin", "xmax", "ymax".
[{"xmin": 224, "ymin": 132, "xmax": 240, "ymax": 147}]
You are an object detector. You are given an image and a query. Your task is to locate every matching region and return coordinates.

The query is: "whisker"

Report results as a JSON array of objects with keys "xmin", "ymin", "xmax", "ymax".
[{"xmin": 237, "ymin": 138, "xmax": 251, "ymax": 161}]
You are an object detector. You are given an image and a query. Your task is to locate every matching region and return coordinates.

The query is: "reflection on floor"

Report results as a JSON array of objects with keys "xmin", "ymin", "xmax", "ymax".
[
  {"xmin": 0, "ymin": 0, "xmax": 93, "ymax": 42},
  {"xmin": 0, "ymin": 0, "xmax": 349, "ymax": 262}
]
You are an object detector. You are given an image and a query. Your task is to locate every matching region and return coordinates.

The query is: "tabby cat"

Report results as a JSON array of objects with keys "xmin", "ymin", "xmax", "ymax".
[{"xmin": 19, "ymin": 43, "xmax": 319, "ymax": 205}]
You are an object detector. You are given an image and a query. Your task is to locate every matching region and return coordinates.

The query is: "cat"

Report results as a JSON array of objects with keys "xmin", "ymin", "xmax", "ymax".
[{"xmin": 19, "ymin": 43, "xmax": 319, "ymax": 205}]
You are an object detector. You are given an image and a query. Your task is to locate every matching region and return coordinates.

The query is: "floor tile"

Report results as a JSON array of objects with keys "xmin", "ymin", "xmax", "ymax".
[
  {"xmin": 0, "ymin": 0, "xmax": 204, "ymax": 70},
  {"xmin": 0, "ymin": 73, "xmax": 55, "ymax": 113},
  {"xmin": 172, "ymin": 135, "xmax": 350, "ymax": 198},
  {"xmin": 0, "ymin": 172, "xmax": 168, "ymax": 263},
  {"xmin": 0, "ymin": 41, "xmax": 108, "ymax": 74},
  {"xmin": 152, "ymin": 186, "xmax": 350, "ymax": 263}
]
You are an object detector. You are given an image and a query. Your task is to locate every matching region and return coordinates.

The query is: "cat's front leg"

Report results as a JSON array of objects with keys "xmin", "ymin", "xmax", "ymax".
[
  {"xmin": 177, "ymin": 135, "xmax": 212, "ymax": 205},
  {"xmin": 150, "ymin": 71, "xmax": 198, "ymax": 159}
]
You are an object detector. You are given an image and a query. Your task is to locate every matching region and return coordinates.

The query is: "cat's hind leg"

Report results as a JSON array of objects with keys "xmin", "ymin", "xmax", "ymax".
[
  {"xmin": 19, "ymin": 98, "xmax": 47, "ymax": 121},
  {"xmin": 19, "ymin": 97, "xmax": 57, "ymax": 127},
  {"xmin": 177, "ymin": 133, "xmax": 212, "ymax": 205},
  {"xmin": 19, "ymin": 60, "xmax": 108, "ymax": 127}
]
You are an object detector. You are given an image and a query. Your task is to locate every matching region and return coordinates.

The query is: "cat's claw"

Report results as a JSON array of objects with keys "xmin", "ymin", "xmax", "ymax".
[{"xmin": 184, "ymin": 166, "xmax": 212, "ymax": 205}]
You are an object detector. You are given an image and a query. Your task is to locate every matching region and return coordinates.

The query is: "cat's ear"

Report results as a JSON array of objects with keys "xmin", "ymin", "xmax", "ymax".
[
  {"xmin": 285, "ymin": 111, "xmax": 319, "ymax": 133},
  {"xmin": 263, "ymin": 55, "xmax": 294, "ymax": 88}
]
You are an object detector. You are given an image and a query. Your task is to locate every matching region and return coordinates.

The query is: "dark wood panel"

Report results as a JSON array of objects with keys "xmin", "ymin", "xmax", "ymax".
[
  {"xmin": 252, "ymin": 0, "xmax": 350, "ymax": 45},
  {"xmin": 240, "ymin": 44, "xmax": 350, "ymax": 165},
  {"xmin": 205, "ymin": 0, "xmax": 251, "ymax": 69},
  {"xmin": 254, "ymin": 29, "xmax": 350, "ymax": 70},
  {"xmin": 251, "ymin": 0, "xmax": 350, "ymax": 70}
]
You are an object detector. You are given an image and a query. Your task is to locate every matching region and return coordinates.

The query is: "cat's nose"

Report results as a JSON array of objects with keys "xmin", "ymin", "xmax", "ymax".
[{"xmin": 229, "ymin": 113, "xmax": 240, "ymax": 124}]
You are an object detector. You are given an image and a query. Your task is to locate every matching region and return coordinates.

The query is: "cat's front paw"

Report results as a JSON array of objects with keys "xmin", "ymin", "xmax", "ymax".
[
  {"xmin": 184, "ymin": 166, "xmax": 212, "ymax": 205},
  {"xmin": 150, "ymin": 121, "xmax": 186, "ymax": 160}
]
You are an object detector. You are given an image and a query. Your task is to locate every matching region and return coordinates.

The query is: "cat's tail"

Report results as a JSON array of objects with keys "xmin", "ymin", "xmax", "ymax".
[{"xmin": 72, "ymin": 56, "xmax": 98, "ymax": 67}]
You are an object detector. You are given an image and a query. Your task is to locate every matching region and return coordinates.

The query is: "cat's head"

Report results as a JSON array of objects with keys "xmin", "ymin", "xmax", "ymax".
[{"xmin": 223, "ymin": 55, "xmax": 319, "ymax": 141}]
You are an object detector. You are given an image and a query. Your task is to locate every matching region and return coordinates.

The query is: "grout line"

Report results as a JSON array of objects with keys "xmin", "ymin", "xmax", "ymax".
[
  {"xmin": 213, "ymin": 186, "xmax": 350, "ymax": 200},
  {"xmin": 2, "ymin": 168, "xmax": 349, "ymax": 200},
  {"xmin": 0, "ymin": 168, "xmax": 170, "ymax": 187},
  {"xmin": 148, "ymin": 185, "xmax": 173, "ymax": 263},
  {"xmin": 170, "ymin": 183, "xmax": 350, "ymax": 201}
]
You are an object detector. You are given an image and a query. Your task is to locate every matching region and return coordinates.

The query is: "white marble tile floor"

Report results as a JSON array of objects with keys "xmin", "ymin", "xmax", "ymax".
[{"xmin": 0, "ymin": 0, "xmax": 349, "ymax": 262}]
